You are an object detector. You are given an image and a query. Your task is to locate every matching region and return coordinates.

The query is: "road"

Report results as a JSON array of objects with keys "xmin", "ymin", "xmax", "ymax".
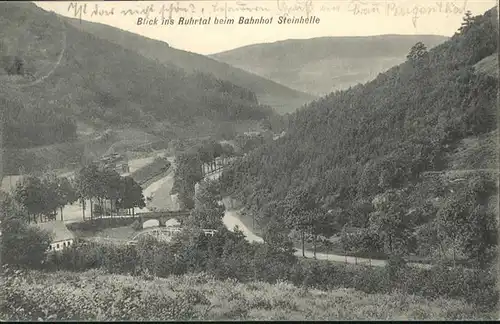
[{"xmin": 222, "ymin": 205, "xmax": 386, "ymax": 267}]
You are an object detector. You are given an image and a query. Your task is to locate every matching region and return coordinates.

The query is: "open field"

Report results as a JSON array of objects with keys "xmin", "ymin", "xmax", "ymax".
[{"xmin": 1, "ymin": 269, "xmax": 492, "ymax": 321}]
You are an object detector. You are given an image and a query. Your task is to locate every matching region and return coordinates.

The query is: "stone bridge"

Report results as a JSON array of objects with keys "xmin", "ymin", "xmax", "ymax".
[
  {"xmin": 136, "ymin": 210, "xmax": 190, "ymax": 228},
  {"xmin": 128, "ymin": 227, "xmax": 218, "ymax": 244}
]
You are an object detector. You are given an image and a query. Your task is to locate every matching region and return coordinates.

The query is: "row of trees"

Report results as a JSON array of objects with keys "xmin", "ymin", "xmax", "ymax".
[
  {"xmin": 172, "ymin": 139, "xmax": 236, "ymax": 210},
  {"xmin": 338, "ymin": 174, "xmax": 498, "ymax": 267},
  {"xmin": 13, "ymin": 164, "xmax": 146, "ymax": 222},
  {"xmin": 73, "ymin": 164, "xmax": 145, "ymax": 219},
  {"xmin": 13, "ymin": 175, "xmax": 77, "ymax": 223}
]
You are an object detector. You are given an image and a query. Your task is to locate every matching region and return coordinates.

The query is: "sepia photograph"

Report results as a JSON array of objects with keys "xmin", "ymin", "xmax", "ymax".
[{"xmin": 0, "ymin": 0, "xmax": 499, "ymax": 320}]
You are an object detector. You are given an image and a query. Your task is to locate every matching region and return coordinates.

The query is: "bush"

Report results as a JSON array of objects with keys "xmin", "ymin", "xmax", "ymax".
[
  {"xmin": 0, "ymin": 217, "xmax": 51, "ymax": 269},
  {"xmin": 67, "ymin": 217, "xmax": 136, "ymax": 233},
  {"xmin": 131, "ymin": 220, "xmax": 142, "ymax": 231}
]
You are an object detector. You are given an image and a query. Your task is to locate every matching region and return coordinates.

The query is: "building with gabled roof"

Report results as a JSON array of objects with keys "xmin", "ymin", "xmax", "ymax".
[{"xmin": 34, "ymin": 221, "xmax": 75, "ymax": 252}]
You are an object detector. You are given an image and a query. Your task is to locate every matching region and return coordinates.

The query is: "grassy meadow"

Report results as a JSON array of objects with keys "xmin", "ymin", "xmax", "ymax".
[{"xmin": 1, "ymin": 269, "xmax": 493, "ymax": 321}]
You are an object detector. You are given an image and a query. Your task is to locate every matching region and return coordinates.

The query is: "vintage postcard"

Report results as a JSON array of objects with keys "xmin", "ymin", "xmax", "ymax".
[{"xmin": 0, "ymin": 0, "xmax": 498, "ymax": 321}]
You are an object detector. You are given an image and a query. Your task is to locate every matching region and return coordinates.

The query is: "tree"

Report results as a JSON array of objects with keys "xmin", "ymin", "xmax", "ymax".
[
  {"xmin": 369, "ymin": 190, "xmax": 413, "ymax": 256},
  {"xmin": 436, "ymin": 175, "xmax": 497, "ymax": 266},
  {"xmin": 117, "ymin": 176, "xmax": 145, "ymax": 217},
  {"xmin": 40, "ymin": 174, "xmax": 60, "ymax": 222},
  {"xmin": 0, "ymin": 196, "xmax": 52, "ymax": 268},
  {"xmin": 406, "ymin": 42, "xmax": 428, "ymax": 63},
  {"xmin": 281, "ymin": 187, "xmax": 317, "ymax": 257},
  {"xmin": 458, "ymin": 10, "xmax": 475, "ymax": 34},
  {"xmin": 307, "ymin": 207, "xmax": 335, "ymax": 259},
  {"xmin": 100, "ymin": 168, "xmax": 122, "ymax": 216},
  {"xmin": 171, "ymin": 152, "xmax": 203, "ymax": 210},
  {"xmin": 340, "ymin": 226, "xmax": 360, "ymax": 264},
  {"xmin": 188, "ymin": 179, "xmax": 225, "ymax": 229},
  {"xmin": 54, "ymin": 177, "xmax": 78, "ymax": 221},
  {"xmin": 13, "ymin": 176, "xmax": 46, "ymax": 223},
  {"xmin": 75, "ymin": 164, "xmax": 101, "ymax": 220},
  {"xmin": 341, "ymin": 226, "xmax": 382, "ymax": 265}
]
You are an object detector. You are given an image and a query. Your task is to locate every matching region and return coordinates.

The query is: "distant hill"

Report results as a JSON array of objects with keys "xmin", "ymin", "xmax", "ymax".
[
  {"xmin": 0, "ymin": 2, "xmax": 276, "ymax": 149},
  {"xmin": 211, "ymin": 35, "xmax": 449, "ymax": 96},
  {"xmin": 62, "ymin": 16, "xmax": 316, "ymax": 113}
]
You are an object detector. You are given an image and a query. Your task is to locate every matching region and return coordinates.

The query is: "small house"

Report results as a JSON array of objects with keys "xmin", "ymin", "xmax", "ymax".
[{"xmin": 35, "ymin": 221, "xmax": 75, "ymax": 252}]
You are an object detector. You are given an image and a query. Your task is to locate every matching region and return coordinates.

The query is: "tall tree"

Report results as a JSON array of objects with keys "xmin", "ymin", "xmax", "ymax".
[
  {"xmin": 54, "ymin": 177, "xmax": 78, "ymax": 221},
  {"xmin": 75, "ymin": 164, "xmax": 101, "ymax": 219},
  {"xmin": 171, "ymin": 152, "xmax": 203, "ymax": 210},
  {"xmin": 281, "ymin": 186, "xmax": 317, "ymax": 257},
  {"xmin": 117, "ymin": 176, "xmax": 145, "ymax": 217},
  {"xmin": 369, "ymin": 190, "xmax": 413, "ymax": 256},
  {"xmin": 189, "ymin": 179, "xmax": 225, "ymax": 229},
  {"xmin": 458, "ymin": 10, "xmax": 475, "ymax": 34},
  {"xmin": 406, "ymin": 42, "xmax": 428, "ymax": 64},
  {"xmin": 13, "ymin": 176, "xmax": 46, "ymax": 223}
]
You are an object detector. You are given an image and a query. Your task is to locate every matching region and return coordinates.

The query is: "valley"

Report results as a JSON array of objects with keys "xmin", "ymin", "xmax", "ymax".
[
  {"xmin": 211, "ymin": 35, "xmax": 449, "ymax": 96},
  {"xmin": 0, "ymin": 2, "xmax": 498, "ymax": 321}
]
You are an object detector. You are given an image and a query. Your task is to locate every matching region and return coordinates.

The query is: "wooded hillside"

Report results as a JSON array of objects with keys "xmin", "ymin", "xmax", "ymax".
[
  {"xmin": 0, "ymin": 2, "xmax": 273, "ymax": 150},
  {"xmin": 221, "ymin": 8, "xmax": 498, "ymax": 263}
]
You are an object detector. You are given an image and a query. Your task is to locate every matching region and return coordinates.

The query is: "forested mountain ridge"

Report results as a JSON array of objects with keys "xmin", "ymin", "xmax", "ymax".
[
  {"xmin": 61, "ymin": 15, "xmax": 316, "ymax": 114},
  {"xmin": 221, "ymin": 8, "xmax": 498, "ymax": 263},
  {"xmin": 0, "ymin": 2, "xmax": 274, "ymax": 151},
  {"xmin": 211, "ymin": 35, "xmax": 448, "ymax": 96}
]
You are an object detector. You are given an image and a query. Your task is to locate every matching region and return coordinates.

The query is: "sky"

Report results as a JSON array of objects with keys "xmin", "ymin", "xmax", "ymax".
[{"xmin": 34, "ymin": 0, "xmax": 497, "ymax": 55}]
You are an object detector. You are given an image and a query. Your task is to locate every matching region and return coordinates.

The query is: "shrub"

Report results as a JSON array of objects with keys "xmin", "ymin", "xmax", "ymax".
[
  {"xmin": 67, "ymin": 217, "xmax": 136, "ymax": 233},
  {"xmin": 0, "ymin": 217, "xmax": 51, "ymax": 269},
  {"xmin": 131, "ymin": 220, "xmax": 142, "ymax": 231}
]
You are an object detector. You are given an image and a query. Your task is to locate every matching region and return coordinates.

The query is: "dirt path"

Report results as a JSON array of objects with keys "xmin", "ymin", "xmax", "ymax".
[{"xmin": 222, "ymin": 202, "xmax": 432, "ymax": 269}]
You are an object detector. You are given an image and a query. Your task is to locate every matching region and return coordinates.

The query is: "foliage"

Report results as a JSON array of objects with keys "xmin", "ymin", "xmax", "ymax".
[
  {"xmin": 369, "ymin": 190, "xmax": 414, "ymax": 255},
  {"xmin": 0, "ymin": 196, "xmax": 52, "ymax": 268},
  {"xmin": 406, "ymin": 42, "xmax": 428, "ymax": 62},
  {"xmin": 188, "ymin": 179, "xmax": 225, "ymax": 229},
  {"xmin": 74, "ymin": 164, "xmax": 145, "ymax": 219},
  {"xmin": 0, "ymin": 2, "xmax": 276, "ymax": 150},
  {"xmin": 117, "ymin": 176, "xmax": 146, "ymax": 215},
  {"xmin": 1, "ymin": 266, "xmax": 496, "ymax": 321},
  {"xmin": 66, "ymin": 217, "xmax": 137, "ymax": 234},
  {"xmin": 171, "ymin": 151, "xmax": 203, "ymax": 210},
  {"xmin": 435, "ymin": 174, "xmax": 497, "ymax": 266},
  {"xmin": 458, "ymin": 10, "xmax": 476, "ymax": 34},
  {"xmin": 220, "ymin": 8, "xmax": 498, "ymax": 261},
  {"xmin": 13, "ymin": 174, "xmax": 77, "ymax": 222}
]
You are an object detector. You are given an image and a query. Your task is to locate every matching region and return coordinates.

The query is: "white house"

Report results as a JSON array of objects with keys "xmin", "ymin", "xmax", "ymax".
[{"xmin": 35, "ymin": 221, "xmax": 75, "ymax": 252}]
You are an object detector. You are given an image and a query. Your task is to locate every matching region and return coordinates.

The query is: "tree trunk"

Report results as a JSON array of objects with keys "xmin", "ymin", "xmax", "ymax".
[
  {"xmin": 82, "ymin": 199, "xmax": 86, "ymax": 220},
  {"xmin": 301, "ymin": 229, "xmax": 305, "ymax": 257},
  {"xmin": 90, "ymin": 199, "xmax": 93, "ymax": 220},
  {"xmin": 313, "ymin": 230, "xmax": 317, "ymax": 260},
  {"xmin": 60, "ymin": 207, "xmax": 64, "ymax": 221},
  {"xmin": 453, "ymin": 248, "xmax": 456, "ymax": 267},
  {"xmin": 132, "ymin": 207, "xmax": 135, "ymax": 217}
]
